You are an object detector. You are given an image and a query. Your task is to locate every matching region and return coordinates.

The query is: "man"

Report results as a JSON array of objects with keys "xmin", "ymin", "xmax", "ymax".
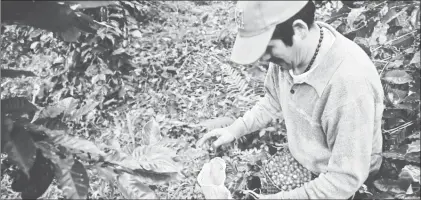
[{"xmin": 197, "ymin": 1, "xmax": 385, "ymax": 199}]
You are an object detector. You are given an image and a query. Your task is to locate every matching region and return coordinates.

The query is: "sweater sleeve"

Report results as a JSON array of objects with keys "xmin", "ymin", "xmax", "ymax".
[
  {"xmin": 226, "ymin": 64, "xmax": 282, "ymax": 139},
  {"xmin": 271, "ymin": 93, "xmax": 376, "ymax": 199}
]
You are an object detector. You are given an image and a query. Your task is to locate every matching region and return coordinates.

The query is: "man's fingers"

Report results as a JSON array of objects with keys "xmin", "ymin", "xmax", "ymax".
[{"xmin": 196, "ymin": 130, "xmax": 221, "ymax": 147}]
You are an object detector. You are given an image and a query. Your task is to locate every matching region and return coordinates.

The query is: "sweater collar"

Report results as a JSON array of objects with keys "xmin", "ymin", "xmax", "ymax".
[{"xmin": 304, "ymin": 21, "xmax": 348, "ymax": 97}]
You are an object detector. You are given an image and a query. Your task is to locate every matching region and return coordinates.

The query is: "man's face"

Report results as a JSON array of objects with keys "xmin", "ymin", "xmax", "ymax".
[{"xmin": 260, "ymin": 39, "xmax": 298, "ymax": 70}]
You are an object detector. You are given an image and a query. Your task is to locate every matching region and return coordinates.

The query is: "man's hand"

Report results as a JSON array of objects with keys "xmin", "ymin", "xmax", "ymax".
[{"xmin": 196, "ymin": 128, "xmax": 236, "ymax": 149}]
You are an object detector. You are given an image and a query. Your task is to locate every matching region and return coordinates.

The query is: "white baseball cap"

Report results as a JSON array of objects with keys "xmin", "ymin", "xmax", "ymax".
[{"xmin": 230, "ymin": 1, "xmax": 308, "ymax": 65}]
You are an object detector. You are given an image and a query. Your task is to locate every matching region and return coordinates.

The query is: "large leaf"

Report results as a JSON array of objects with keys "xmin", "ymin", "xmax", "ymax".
[
  {"xmin": 63, "ymin": 1, "xmax": 118, "ymax": 9},
  {"xmin": 374, "ymin": 178, "xmax": 406, "ymax": 194},
  {"xmin": 407, "ymin": 140, "xmax": 420, "ymax": 154},
  {"xmin": 105, "ymin": 151, "xmax": 141, "ymax": 170},
  {"xmin": 198, "ymin": 117, "xmax": 235, "ymax": 130},
  {"xmin": 116, "ymin": 173, "xmax": 158, "ymax": 199},
  {"xmin": 3, "ymin": 125, "xmax": 36, "ymax": 179},
  {"xmin": 95, "ymin": 165, "xmax": 118, "ymax": 182},
  {"xmin": 132, "ymin": 145, "xmax": 181, "ymax": 173},
  {"xmin": 409, "ymin": 51, "xmax": 420, "ymax": 68},
  {"xmin": 142, "ymin": 118, "xmax": 162, "ymax": 145},
  {"xmin": 29, "ymin": 124, "xmax": 105, "ymax": 156},
  {"xmin": 134, "ymin": 170, "xmax": 180, "ymax": 185},
  {"xmin": 69, "ymin": 100, "xmax": 99, "ymax": 121},
  {"xmin": 154, "ymin": 137, "xmax": 188, "ymax": 152},
  {"xmin": 1, "ymin": 69, "xmax": 37, "ymax": 78},
  {"xmin": 56, "ymin": 159, "xmax": 89, "ymax": 199},
  {"xmin": 401, "ymin": 165, "xmax": 420, "ymax": 184},
  {"xmin": 49, "ymin": 131, "xmax": 105, "ymax": 156},
  {"xmin": 21, "ymin": 150, "xmax": 55, "ymax": 199},
  {"xmin": 1, "ymin": 97, "xmax": 38, "ymax": 114},
  {"xmin": 35, "ymin": 97, "xmax": 79, "ymax": 120},
  {"xmin": 383, "ymin": 70, "xmax": 413, "ymax": 84}
]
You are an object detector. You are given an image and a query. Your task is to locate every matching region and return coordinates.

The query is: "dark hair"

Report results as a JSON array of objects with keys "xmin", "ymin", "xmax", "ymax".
[{"xmin": 271, "ymin": 1, "xmax": 316, "ymax": 46}]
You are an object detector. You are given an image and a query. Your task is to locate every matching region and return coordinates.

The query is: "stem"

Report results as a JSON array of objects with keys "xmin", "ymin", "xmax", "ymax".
[{"xmin": 379, "ymin": 60, "xmax": 391, "ymax": 77}]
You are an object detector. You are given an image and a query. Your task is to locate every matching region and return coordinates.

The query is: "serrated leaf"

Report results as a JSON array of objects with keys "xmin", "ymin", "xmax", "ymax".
[
  {"xmin": 56, "ymin": 159, "xmax": 89, "ymax": 199},
  {"xmin": 142, "ymin": 118, "xmax": 162, "ymax": 145},
  {"xmin": 132, "ymin": 145, "xmax": 181, "ymax": 173},
  {"xmin": 3, "ymin": 125, "xmax": 36, "ymax": 179},
  {"xmin": 1, "ymin": 97, "xmax": 38, "ymax": 114},
  {"xmin": 198, "ymin": 117, "xmax": 235, "ymax": 130},
  {"xmin": 383, "ymin": 70, "xmax": 413, "ymax": 84},
  {"xmin": 401, "ymin": 165, "xmax": 420, "ymax": 184},
  {"xmin": 155, "ymin": 137, "xmax": 188, "ymax": 152},
  {"xmin": 116, "ymin": 173, "xmax": 158, "ymax": 199}
]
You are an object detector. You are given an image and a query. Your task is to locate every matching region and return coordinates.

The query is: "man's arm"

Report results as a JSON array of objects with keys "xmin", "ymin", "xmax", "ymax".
[
  {"xmin": 270, "ymin": 92, "xmax": 378, "ymax": 199},
  {"xmin": 226, "ymin": 64, "xmax": 282, "ymax": 139}
]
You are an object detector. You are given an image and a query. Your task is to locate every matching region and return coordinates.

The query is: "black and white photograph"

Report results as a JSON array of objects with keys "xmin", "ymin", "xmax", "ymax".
[{"xmin": 1, "ymin": 0, "xmax": 420, "ymax": 199}]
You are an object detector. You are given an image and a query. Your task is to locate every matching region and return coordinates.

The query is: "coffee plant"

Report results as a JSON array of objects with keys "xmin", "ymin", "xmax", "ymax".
[{"xmin": 1, "ymin": 0, "xmax": 420, "ymax": 199}]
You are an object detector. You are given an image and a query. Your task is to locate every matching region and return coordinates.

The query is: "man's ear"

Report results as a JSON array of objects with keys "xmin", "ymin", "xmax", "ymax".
[{"xmin": 292, "ymin": 20, "xmax": 309, "ymax": 40}]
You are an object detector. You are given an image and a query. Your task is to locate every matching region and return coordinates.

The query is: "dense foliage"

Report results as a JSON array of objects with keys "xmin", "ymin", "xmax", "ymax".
[{"xmin": 1, "ymin": 0, "xmax": 419, "ymax": 199}]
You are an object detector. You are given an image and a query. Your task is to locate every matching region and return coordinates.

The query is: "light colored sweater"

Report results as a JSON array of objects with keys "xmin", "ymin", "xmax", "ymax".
[{"xmin": 226, "ymin": 22, "xmax": 384, "ymax": 199}]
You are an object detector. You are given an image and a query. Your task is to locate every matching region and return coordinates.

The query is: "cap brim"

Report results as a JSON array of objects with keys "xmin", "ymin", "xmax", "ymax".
[{"xmin": 230, "ymin": 26, "xmax": 276, "ymax": 65}]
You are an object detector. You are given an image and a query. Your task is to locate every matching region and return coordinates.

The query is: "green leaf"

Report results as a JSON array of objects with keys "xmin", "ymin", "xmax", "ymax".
[
  {"xmin": 382, "ymin": 144, "xmax": 407, "ymax": 160},
  {"xmin": 133, "ymin": 169, "xmax": 180, "ymax": 185},
  {"xmin": 35, "ymin": 97, "xmax": 79, "ymax": 120},
  {"xmin": 56, "ymin": 159, "xmax": 89, "ymax": 199},
  {"xmin": 1, "ymin": 69, "xmax": 37, "ymax": 78},
  {"xmin": 374, "ymin": 178, "xmax": 406, "ymax": 194},
  {"xmin": 112, "ymin": 48, "xmax": 126, "ymax": 56},
  {"xmin": 105, "ymin": 151, "xmax": 141, "ymax": 170},
  {"xmin": 401, "ymin": 165, "xmax": 420, "ymax": 184},
  {"xmin": 405, "ymin": 152, "xmax": 420, "ymax": 164},
  {"xmin": 69, "ymin": 100, "xmax": 99, "ymax": 121},
  {"xmin": 387, "ymin": 88, "xmax": 408, "ymax": 105},
  {"xmin": 64, "ymin": 1, "xmax": 117, "ymax": 9},
  {"xmin": 409, "ymin": 51, "xmax": 420, "ymax": 68},
  {"xmin": 116, "ymin": 173, "xmax": 158, "ymax": 199},
  {"xmin": 154, "ymin": 137, "xmax": 188, "ymax": 152},
  {"xmin": 383, "ymin": 70, "xmax": 413, "ymax": 84},
  {"xmin": 95, "ymin": 165, "xmax": 118, "ymax": 182},
  {"xmin": 49, "ymin": 130, "xmax": 105, "ymax": 156},
  {"xmin": 1, "ymin": 97, "xmax": 38, "ymax": 114},
  {"xmin": 3, "ymin": 125, "xmax": 36, "ymax": 179},
  {"xmin": 198, "ymin": 117, "xmax": 235, "ymax": 130},
  {"xmin": 142, "ymin": 118, "xmax": 162, "ymax": 145},
  {"xmin": 30, "ymin": 41, "xmax": 39, "ymax": 50},
  {"xmin": 407, "ymin": 140, "xmax": 420, "ymax": 154},
  {"xmin": 132, "ymin": 145, "xmax": 181, "ymax": 173},
  {"xmin": 130, "ymin": 30, "xmax": 142, "ymax": 38}
]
